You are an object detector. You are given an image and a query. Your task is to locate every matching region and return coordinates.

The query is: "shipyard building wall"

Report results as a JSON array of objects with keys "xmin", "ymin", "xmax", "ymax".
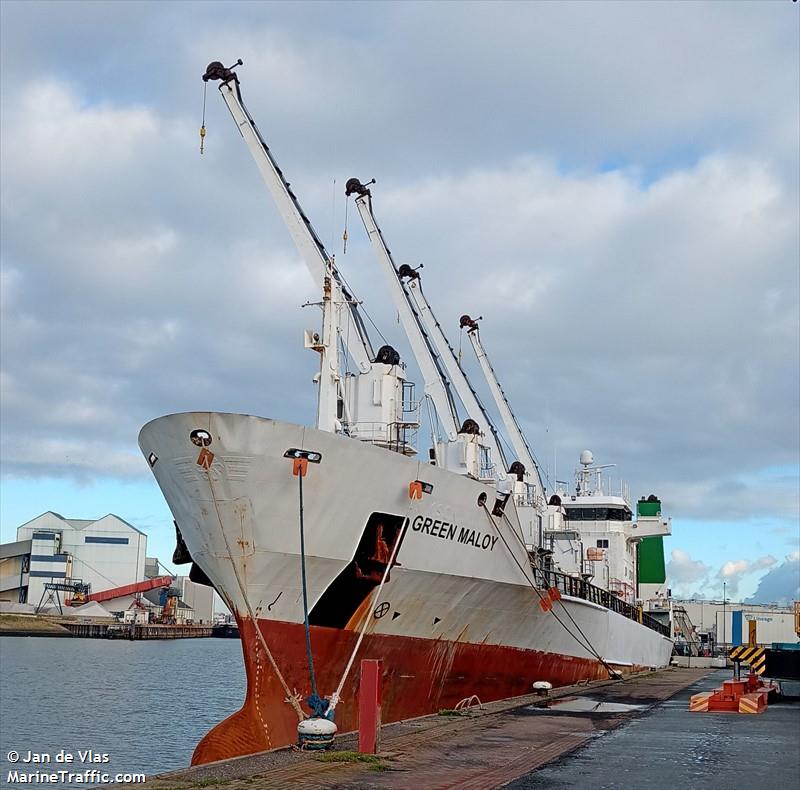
[
  {"xmin": 678, "ymin": 600, "xmax": 799, "ymax": 646},
  {"xmin": 15, "ymin": 512, "xmax": 147, "ymax": 605},
  {"xmin": 175, "ymin": 576, "xmax": 215, "ymax": 623},
  {"xmin": 0, "ymin": 540, "xmax": 32, "ymax": 604}
]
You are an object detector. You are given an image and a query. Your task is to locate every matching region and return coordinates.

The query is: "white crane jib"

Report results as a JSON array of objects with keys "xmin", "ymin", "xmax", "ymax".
[
  {"xmin": 460, "ymin": 315, "xmax": 546, "ymax": 508},
  {"xmin": 347, "ymin": 179, "xmax": 504, "ymax": 481},
  {"xmin": 202, "ymin": 61, "xmax": 374, "ymax": 374},
  {"xmin": 346, "ymin": 180, "xmax": 460, "ymax": 441},
  {"xmin": 400, "ymin": 274, "xmax": 509, "ymax": 480},
  {"xmin": 204, "ymin": 61, "xmax": 415, "ymax": 452}
]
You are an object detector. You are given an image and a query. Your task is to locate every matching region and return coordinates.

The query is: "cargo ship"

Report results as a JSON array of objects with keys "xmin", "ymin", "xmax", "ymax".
[{"xmin": 138, "ymin": 61, "xmax": 673, "ymax": 764}]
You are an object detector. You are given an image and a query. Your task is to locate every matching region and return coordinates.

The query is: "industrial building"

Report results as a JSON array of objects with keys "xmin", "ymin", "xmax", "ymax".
[
  {"xmin": 8, "ymin": 511, "xmax": 148, "ymax": 607},
  {"xmin": 675, "ymin": 598, "xmax": 799, "ymax": 648},
  {"xmin": 0, "ymin": 511, "xmax": 215, "ymax": 623},
  {"xmin": 170, "ymin": 574, "xmax": 215, "ymax": 623}
]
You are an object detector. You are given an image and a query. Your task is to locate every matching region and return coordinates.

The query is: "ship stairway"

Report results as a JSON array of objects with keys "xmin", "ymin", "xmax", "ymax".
[{"xmin": 672, "ymin": 606, "xmax": 702, "ymax": 656}]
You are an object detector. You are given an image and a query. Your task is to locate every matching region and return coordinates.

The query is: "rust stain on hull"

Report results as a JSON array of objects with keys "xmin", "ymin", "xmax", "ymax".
[{"xmin": 191, "ymin": 617, "xmax": 640, "ymax": 765}]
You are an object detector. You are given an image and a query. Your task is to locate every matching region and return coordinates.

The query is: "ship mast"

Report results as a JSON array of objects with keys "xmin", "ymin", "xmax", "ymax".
[{"xmin": 314, "ymin": 266, "xmax": 342, "ymax": 433}]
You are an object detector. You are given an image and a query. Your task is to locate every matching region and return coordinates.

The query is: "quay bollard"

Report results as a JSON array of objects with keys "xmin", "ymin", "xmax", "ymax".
[{"xmin": 358, "ymin": 659, "xmax": 382, "ymax": 754}]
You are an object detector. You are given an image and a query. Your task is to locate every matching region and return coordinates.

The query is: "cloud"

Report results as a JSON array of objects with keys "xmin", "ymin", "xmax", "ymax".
[
  {"xmin": 2, "ymin": 2, "xmax": 797, "ymax": 177},
  {"xmin": 365, "ymin": 153, "xmax": 798, "ymax": 517},
  {"xmin": 717, "ymin": 555, "xmax": 777, "ymax": 597},
  {"xmin": 668, "ymin": 549, "xmax": 787, "ymax": 599},
  {"xmin": 0, "ymin": 0, "xmax": 797, "ymax": 548},
  {"xmin": 745, "ymin": 552, "xmax": 800, "ymax": 605},
  {"xmin": 2, "ymin": 79, "xmax": 798, "ymax": 510},
  {"xmin": 667, "ymin": 549, "xmax": 712, "ymax": 596},
  {"xmin": 719, "ymin": 556, "xmax": 777, "ymax": 578},
  {"xmin": 0, "ymin": 79, "xmax": 321, "ymax": 480}
]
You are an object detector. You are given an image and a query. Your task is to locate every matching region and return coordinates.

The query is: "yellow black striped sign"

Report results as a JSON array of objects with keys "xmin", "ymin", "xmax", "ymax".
[{"xmin": 729, "ymin": 645, "xmax": 766, "ymax": 675}]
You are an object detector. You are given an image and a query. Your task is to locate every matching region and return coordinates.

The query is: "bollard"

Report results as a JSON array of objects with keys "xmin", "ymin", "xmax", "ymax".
[{"xmin": 358, "ymin": 659, "xmax": 382, "ymax": 754}]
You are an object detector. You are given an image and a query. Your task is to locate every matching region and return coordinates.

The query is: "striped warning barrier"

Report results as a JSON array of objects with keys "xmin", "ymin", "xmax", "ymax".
[
  {"xmin": 738, "ymin": 692, "xmax": 767, "ymax": 714},
  {"xmin": 729, "ymin": 646, "xmax": 766, "ymax": 675},
  {"xmin": 688, "ymin": 692, "xmax": 712, "ymax": 712}
]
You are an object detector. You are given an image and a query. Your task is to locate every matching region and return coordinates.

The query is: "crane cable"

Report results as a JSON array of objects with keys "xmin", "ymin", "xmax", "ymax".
[
  {"xmin": 343, "ymin": 195, "xmax": 349, "ymax": 255},
  {"xmin": 326, "ymin": 496, "xmax": 416, "ymax": 714},
  {"xmin": 480, "ymin": 502, "xmax": 618, "ymax": 679},
  {"xmin": 200, "ymin": 81, "xmax": 207, "ymax": 154},
  {"xmin": 480, "ymin": 502, "xmax": 595, "ymax": 657},
  {"xmin": 205, "ymin": 467, "xmax": 305, "ymax": 723}
]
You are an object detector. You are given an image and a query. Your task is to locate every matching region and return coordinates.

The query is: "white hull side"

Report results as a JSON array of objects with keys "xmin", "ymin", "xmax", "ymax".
[{"xmin": 139, "ymin": 412, "xmax": 672, "ymax": 669}]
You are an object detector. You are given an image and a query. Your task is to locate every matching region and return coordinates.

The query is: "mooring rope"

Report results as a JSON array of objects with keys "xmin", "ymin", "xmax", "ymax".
[
  {"xmin": 297, "ymin": 469, "xmax": 326, "ymax": 717},
  {"xmin": 496, "ymin": 506, "xmax": 624, "ymax": 679},
  {"xmin": 510, "ymin": 513, "xmax": 620, "ymax": 676},
  {"xmin": 327, "ymin": 498, "xmax": 415, "ymax": 714},
  {"xmin": 480, "ymin": 502, "xmax": 617, "ymax": 678},
  {"xmin": 205, "ymin": 467, "xmax": 306, "ymax": 722}
]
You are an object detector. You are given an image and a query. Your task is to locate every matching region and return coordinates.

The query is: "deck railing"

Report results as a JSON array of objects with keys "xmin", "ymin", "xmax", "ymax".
[{"xmin": 531, "ymin": 565, "xmax": 671, "ymax": 637}]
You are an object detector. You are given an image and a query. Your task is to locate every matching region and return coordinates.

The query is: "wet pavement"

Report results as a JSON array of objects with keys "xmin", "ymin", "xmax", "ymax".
[
  {"xmin": 128, "ymin": 667, "xmax": 731, "ymax": 789},
  {"xmin": 534, "ymin": 697, "xmax": 647, "ymax": 713},
  {"xmin": 507, "ymin": 669, "xmax": 800, "ymax": 790}
]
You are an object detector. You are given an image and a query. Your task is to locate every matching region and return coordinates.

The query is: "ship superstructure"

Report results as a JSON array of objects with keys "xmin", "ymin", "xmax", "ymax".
[
  {"xmin": 138, "ymin": 61, "xmax": 673, "ymax": 765},
  {"xmin": 543, "ymin": 451, "xmax": 672, "ymax": 604}
]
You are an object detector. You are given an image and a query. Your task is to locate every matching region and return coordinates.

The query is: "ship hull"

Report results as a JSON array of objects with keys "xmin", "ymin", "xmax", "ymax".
[
  {"xmin": 139, "ymin": 412, "xmax": 672, "ymax": 764},
  {"xmin": 194, "ymin": 617, "xmax": 634, "ymax": 764}
]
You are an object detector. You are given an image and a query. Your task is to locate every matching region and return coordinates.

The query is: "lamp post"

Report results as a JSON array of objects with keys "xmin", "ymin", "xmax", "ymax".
[{"xmin": 722, "ymin": 581, "xmax": 727, "ymax": 651}]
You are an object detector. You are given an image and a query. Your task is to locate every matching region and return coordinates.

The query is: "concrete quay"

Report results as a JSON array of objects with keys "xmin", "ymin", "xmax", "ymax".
[
  {"xmin": 118, "ymin": 666, "xmax": 793, "ymax": 789},
  {"xmin": 0, "ymin": 614, "xmax": 212, "ymax": 639},
  {"xmin": 508, "ymin": 668, "xmax": 800, "ymax": 789}
]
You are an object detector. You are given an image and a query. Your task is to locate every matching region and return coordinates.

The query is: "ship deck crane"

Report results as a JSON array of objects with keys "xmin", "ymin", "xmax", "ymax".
[
  {"xmin": 461, "ymin": 315, "xmax": 546, "ymax": 507},
  {"xmin": 348, "ymin": 180, "xmax": 512, "ymax": 480},
  {"xmin": 346, "ymin": 179, "xmax": 462, "ymax": 444},
  {"xmin": 204, "ymin": 61, "xmax": 416, "ymax": 447},
  {"xmin": 399, "ymin": 268, "xmax": 508, "ymax": 478},
  {"xmin": 202, "ymin": 61, "xmax": 374, "ymax": 374}
]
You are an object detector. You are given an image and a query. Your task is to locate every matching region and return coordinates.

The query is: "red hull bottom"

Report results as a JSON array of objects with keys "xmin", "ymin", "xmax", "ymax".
[{"xmin": 192, "ymin": 618, "xmax": 636, "ymax": 765}]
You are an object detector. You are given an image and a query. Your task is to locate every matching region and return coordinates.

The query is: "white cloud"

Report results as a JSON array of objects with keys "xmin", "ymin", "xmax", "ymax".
[
  {"xmin": 717, "ymin": 555, "xmax": 778, "ymax": 597},
  {"xmin": 0, "ymin": 0, "xmax": 797, "ymax": 547},
  {"xmin": 2, "ymin": 75, "xmax": 797, "ymax": 507},
  {"xmin": 667, "ymin": 549, "xmax": 712, "ymax": 595},
  {"xmin": 720, "ymin": 559, "xmax": 749, "ymax": 579},
  {"xmin": 669, "ymin": 549, "xmax": 786, "ymax": 599},
  {"xmin": 746, "ymin": 552, "xmax": 800, "ymax": 605}
]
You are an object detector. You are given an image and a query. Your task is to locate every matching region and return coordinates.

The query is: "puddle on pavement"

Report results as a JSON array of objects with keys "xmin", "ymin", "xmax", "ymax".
[{"xmin": 533, "ymin": 697, "xmax": 647, "ymax": 713}]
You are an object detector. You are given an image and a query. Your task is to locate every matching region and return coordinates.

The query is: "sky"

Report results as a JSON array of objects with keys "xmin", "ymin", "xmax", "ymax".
[{"xmin": 1, "ymin": 0, "xmax": 798, "ymax": 605}]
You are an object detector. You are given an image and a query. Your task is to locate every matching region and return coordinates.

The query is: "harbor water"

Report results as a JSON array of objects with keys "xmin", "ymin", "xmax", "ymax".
[{"xmin": 0, "ymin": 636, "xmax": 245, "ymax": 786}]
